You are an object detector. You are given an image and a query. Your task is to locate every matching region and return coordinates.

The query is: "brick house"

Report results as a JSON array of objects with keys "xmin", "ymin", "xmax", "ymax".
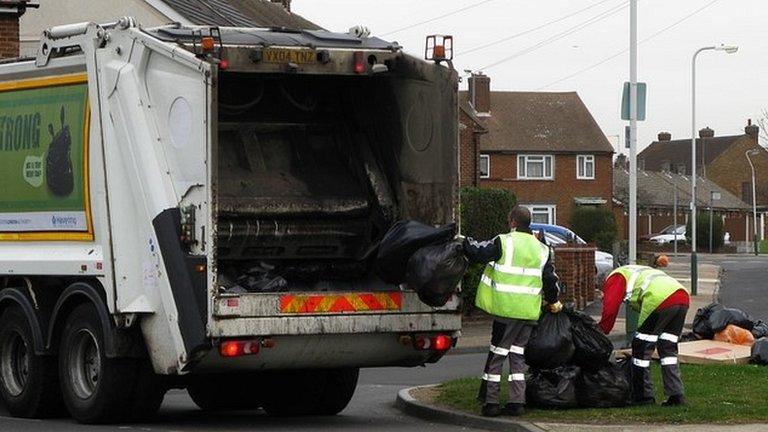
[
  {"xmin": 0, "ymin": 1, "xmax": 33, "ymax": 59},
  {"xmin": 639, "ymin": 122, "xmax": 768, "ymax": 239},
  {"xmin": 460, "ymin": 73, "xmax": 614, "ymax": 228}
]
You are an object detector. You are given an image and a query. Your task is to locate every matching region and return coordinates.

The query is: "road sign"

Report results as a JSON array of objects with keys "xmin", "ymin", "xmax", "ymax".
[{"xmin": 621, "ymin": 82, "xmax": 647, "ymax": 121}]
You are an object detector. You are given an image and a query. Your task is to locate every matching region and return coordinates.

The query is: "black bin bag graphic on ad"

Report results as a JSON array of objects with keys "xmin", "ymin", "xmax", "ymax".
[{"xmin": 46, "ymin": 105, "xmax": 74, "ymax": 197}]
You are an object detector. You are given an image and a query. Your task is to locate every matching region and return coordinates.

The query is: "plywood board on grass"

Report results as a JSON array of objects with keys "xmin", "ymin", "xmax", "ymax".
[{"xmin": 614, "ymin": 340, "xmax": 752, "ymax": 365}]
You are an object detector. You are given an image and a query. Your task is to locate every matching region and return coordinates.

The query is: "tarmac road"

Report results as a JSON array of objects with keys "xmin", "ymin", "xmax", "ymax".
[
  {"xmin": 705, "ymin": 254, "xmax": 768, "ymax": 318},
  {"xmin": 0, "ymin": 351, "xmax": 489, "ymax": 432}
]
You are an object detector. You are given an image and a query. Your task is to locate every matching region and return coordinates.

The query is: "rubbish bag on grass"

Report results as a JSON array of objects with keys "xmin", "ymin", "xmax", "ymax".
[
  {"xmin": 525, "ymin": 311, "xmax": 575, "ymax": 370},
  {"xmin": 751, "ymin": 338, "xmax": 768, "ymax": 365},
  {"xmin": 709, "ymin": 307, "xmax": 754, "ymax": 333},
  {"xmin": 692, "ymin": 302, "xmax": 724, "ymax": 339},
  {"xmin": 714, "ymin": 324, "xmax": 755, "ymax": 346},
  {"xmin": 405, "ymin": 241, "xmax": 468, "ymax": 307},
  {"xmin": 576, "ymin": 363, "xmax": 631, "ymax": 408},
  {"xmin": 526, "ymin": 366, "xmax": 580, "ymax": 409},
  {"xmin": 752, "ymin": 321, "xmax": 768, "ymax": 339},
  {"xmin": 375, "ymin": 220, "xmax": 456, "ymax": 284},
  {"xmin": 566, "ymin": 308, "xmax": 613, "ymax": 369}
]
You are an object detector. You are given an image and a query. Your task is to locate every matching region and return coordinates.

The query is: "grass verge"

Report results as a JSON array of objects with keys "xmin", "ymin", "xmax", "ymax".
[{"xmin": 434, "ymin": 364, "xmax": 768, "ymax": 424}]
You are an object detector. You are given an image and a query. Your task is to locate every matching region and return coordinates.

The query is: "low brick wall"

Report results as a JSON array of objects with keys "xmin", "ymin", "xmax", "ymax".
[{"xmin": 553, "ymin": 244, "xmax": 597, "ymax": 310}]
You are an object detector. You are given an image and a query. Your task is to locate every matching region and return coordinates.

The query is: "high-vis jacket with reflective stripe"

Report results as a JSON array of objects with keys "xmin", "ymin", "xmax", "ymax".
[
  {"xmin": 609, "ymin": 265, "xmax": 687, "ymax": 327},
  {"xmin": 475, "ymin": 231, "xmax": 551, "ymax": 320}
]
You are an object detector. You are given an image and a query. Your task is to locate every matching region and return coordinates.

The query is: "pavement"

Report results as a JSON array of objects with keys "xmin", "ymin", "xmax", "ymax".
[{"xmin": 455, "ymin": 257, "xmax": 722, "ymax": 353}]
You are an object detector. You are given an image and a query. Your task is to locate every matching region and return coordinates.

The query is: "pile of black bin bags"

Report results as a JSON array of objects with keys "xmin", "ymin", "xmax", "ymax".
[
  {"xmin": 375, "ymin": 220, "xmax": 468, "ymax": 307},
  {"xmin": 525, "ymin": 308, "xmax": 632, "ymax": 409},
  {"xmin": 690, "ymin": 302, "xmax": 768, "ymax": 365}
]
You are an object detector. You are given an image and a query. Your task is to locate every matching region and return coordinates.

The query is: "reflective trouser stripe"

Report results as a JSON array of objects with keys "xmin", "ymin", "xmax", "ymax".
[
  {"xmin": 659, "ymin": 333, "xmax": 679, "ymax": 343},
  {"xmin": 660, "ymin": 356, "xmax": 678, "ymax": 366},
  {"xmin": 490, "ymin": 345, "xmax": 509, "ymax": 356},
  {"xmin": 482, "ymin": 373, "xmax": 501, "ymax": 382},
  {"xmin": 635, "ymin": 332, "xmax": 658, "ymax": 342},
  {"xmin": 633, "ymin": 358, "xmax": 651, "ymax": 368},
  {"xmin": 509, "ymin": 373, "xmax": 525, "ymax": 382},
  {"xmin": 509, "ymin": 345, "xmax": 525, "ymax": 355}
]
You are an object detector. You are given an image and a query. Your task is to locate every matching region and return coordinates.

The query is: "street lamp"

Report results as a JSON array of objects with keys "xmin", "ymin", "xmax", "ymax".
[
  {"xmin": 746, "ymin": 149, "xmax": 760, "ymax": 255},
  {"xmin": 691, "ymin": 44, "xmax": 738, "ymax": 295}
]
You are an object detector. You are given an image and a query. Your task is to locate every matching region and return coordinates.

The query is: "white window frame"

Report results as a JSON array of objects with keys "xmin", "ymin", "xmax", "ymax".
[
  {"xmin": 577, "ymin": 154, "xmax": 595, "ymax": 180},
  {"xmin": 517, "ymin": 154, "xmax": 553, "ymax": 180},
  {"xmin": 479, "ymin": 154, "xmax": 490, "ymax": 179},
  {"xmin": 525, "ymin": 205, "xmax": 557, "ymax": 225}
]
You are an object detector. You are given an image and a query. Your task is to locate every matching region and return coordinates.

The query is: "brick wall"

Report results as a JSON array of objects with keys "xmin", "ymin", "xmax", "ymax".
[
  {"xmin": 0, "ymin": 12, "xmax": 20, "ymax": 59},
  {"xmin": 707, "ymin": 136, "xmax": 768, "ymax": 206},
  {"xmin": 553, "ymin": 245, "xmax": 596, "ymax": 309},
  {"xmin": 479, "ymin": 152, "xmax": 613, "ymax": 227}
]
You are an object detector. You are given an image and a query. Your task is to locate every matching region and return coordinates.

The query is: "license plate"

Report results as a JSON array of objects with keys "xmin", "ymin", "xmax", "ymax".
[{"xmin": 264, "ymin": 48, "xmax": 316, "ymax": 64}]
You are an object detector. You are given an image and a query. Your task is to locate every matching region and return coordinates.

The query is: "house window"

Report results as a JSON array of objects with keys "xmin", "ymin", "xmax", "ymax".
[
  {"xmin": 517, "ymin": 155, "xmax": 553, "ymax": 180},
  {"xmin": 525, "ymin": 205, "xmax": 557, "ymax": 224},
  {"xmin": 577, "ymin": 155, "xmax": 595, "ymax": 179},
  {"xmin": 479, "ymin": 154, "xmax": 490, "ymax": 179}
]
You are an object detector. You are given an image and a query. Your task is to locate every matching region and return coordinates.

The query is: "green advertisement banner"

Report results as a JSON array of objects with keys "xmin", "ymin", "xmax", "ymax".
[{"xmin": 0, "ymin": 81, "xmax": 89, "ymax": 233}]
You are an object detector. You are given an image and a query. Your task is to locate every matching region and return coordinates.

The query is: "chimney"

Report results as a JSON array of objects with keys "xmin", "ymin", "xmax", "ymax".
[
  {"xmin": 657, "ymin": 131, "xmax": 671, "ymax": 141},
  {"xmin": 270, "ymin": 0, "xmax": 291, "ymax": 11},
  {"xmin": 0, "ymin": 1, "xmax": 31, "ymax": 59},
  {"xmin": 468, "ymin": 72, "xmax": 491, "ymax": 115},
  {"xmin": 745, "ymin": 118, "xmax": 760, "ymax": 142},
  {"xmin": 699, "ymin": 127, "xmax": 714, "ymax": 139}
]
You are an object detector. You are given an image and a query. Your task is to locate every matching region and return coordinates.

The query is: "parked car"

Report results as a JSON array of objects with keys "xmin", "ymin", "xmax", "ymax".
[
  {"xmin": 649, "ymin": 225, "xmax": 686, "ymax": 245},
  {"xmin": 531, "ymin": 223, "xmax": 614, "ymax": 286}
]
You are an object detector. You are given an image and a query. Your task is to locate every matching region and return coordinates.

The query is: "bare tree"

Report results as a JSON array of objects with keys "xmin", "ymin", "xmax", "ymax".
[{"xmin": 756, "ymin": 108, "xmax": 768, "ymax": 148}]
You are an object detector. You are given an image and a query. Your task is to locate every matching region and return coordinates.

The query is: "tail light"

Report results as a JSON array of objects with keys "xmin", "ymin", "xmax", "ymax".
[
  {"xmin": 353, "ymin": 51, "xmax": 366, "ymax": 74},
  {"xmin": 219, "ymin": 339, "xmax": 260, "ymax": 357},
  {"xmin": 413, "ymin": 334, "xmax": 453, "ymax": 351}
]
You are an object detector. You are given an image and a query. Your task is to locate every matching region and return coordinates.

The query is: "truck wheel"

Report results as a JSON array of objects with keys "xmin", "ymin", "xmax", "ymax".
[
  {"xmin": 187, "ymin": 373, "xmax": 262, "ymax": 411},
  {"xmin": 58, "ymin": 303, "xmax": 137, "ymax": 424},
  {"xmin": 129, "ymin": 359, "xmax": 166, "ymax": 420},
  {"xmin": 261, "ymin": 368, "xmax": 359, "ymax": 416},
  {"xmin": 0, "ymin": 306, "xmax": 65, "ymax": 418}
]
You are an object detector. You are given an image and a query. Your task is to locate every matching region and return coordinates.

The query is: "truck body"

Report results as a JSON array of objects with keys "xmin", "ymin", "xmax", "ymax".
[{"xmin": 0, "ymin": 18, "xmax": 460, "ymax": 422}]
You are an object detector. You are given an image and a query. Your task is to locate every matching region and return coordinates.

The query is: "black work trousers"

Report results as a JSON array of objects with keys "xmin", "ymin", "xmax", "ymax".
[{"xmin": 631, "ymin": 305, "xmax": 687, "ymax": 401}]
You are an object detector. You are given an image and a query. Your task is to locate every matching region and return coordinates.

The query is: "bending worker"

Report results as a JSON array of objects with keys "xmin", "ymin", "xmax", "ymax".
[
  {"xmin": 463, "ymin": 205, "xmax": 561, "ymax": 417},
  {"xmin": 598, "ymin": 254, "xmax": 688, "ymax": 406}
]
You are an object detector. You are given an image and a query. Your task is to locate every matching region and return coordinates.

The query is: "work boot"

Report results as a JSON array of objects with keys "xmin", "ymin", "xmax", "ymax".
[
  {"xmin": 632, "ymin": 397, "xmax": 656, "ymax": 406},
  {"xmin": 661, "ymin": 395, "xmax": 687, "ymax": 406},
  {"xmin": 504, "ymin": 403, "xmax": 525, "ymax": 416},
  {"xmin": 481, "ymin": 403, "xmax": 501, "ymax": 417}
]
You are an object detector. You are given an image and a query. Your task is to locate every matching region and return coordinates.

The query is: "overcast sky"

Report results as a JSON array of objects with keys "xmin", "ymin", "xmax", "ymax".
[{"xmin": 293, "ymin": 0, "xmax": 768, "ymax": 154}]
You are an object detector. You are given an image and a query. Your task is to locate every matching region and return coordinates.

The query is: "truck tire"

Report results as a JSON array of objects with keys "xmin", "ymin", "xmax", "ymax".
[
  {"xmin": 261, "ymin": 368, "xmax": 359, "ymax": 416},
  {"xmin": 187, "ymin": 373, "xmax": 262, "ymax": 411},
  {"xmin": 58, "ymin": 303, "xmax": 138, "ymax": 423},
  {"xmin": 129, "ymin": 358, "xmax": 166, "ymax": 421},
  {"xmin": 0, "ymin": 306, "xmax": 65, "ymax": 418}
]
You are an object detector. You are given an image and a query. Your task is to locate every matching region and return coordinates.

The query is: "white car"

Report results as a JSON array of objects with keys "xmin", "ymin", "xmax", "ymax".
[{"xmin": 649, "ymin": 225, "xmax": 686, "ymax": 245}]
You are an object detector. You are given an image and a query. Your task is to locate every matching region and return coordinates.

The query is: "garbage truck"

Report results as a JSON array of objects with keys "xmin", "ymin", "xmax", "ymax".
[{"xmin": 0, "ymin": 18, "xmax": 460, "ymax": 423}]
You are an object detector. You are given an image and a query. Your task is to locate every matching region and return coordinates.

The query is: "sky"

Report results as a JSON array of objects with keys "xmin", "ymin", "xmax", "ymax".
[{"xmin": 293, "ymin": 0, "xmax": 768, "ymax": 154}]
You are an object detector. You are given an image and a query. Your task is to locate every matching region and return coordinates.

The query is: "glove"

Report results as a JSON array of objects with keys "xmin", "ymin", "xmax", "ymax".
[{"xmin": 548, "ymin": 301, "xmax": 563, "ymax": 314}]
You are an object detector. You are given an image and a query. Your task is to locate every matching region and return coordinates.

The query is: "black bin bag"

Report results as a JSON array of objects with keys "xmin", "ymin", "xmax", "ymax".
[
  {"xmin": 566, "ymin": 308, "xmax": 614, "ymax": 370},
  {"xmin": 576, "ymin": 363, "xmax": 631, "ymax": 407},
  {"xmin": 709, "ymin": 307, "xmax": 754, "ymax": 333},
  {"xmin": 405, "ymin": 241, "xmax": 468, "ymax": 307},
  {"xmin": 752, "ymin": 321, "xmax": 768, "ymax": 340},
  {"xmin": 526, "ymin": 366, "xmax": 580, "ymax": 409},
  {"xmin": 375, "ymin": 221, "xmax": 456, "ymax": 284},
  {"xmin": 751, "ymin": 337, "xmax": 768, "ymax": 365},
  {"xmin": 525, "ymin": 311, "xmax": 575, "ymax": 370},
  {"xmin": 692, "ymin": 302, "xmax": 724, "ymax": 339}
]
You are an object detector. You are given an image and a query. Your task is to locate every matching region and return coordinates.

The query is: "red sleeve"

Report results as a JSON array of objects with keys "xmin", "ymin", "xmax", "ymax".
[{"xmin": 598, "ymin": 273, "xmax": 627, "ymax": 335}]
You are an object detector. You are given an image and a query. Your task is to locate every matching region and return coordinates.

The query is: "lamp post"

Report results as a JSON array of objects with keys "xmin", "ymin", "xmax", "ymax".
[
  {"xmin": 690, "ymin": 44, "xmax": 738, "ymax": 295},
  {"xmin": 746, "ymin": 149, "xmax": 759, "ymax": 255}
]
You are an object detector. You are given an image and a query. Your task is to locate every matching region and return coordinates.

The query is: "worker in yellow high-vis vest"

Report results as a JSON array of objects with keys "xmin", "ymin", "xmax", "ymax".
[
  {"xmin": 463, "ymin": 205, "xmax": 561, "ymax": 417},
  {"xmin": 598, "ymin": 255, "xmax": 689, "ymax": 406}
]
